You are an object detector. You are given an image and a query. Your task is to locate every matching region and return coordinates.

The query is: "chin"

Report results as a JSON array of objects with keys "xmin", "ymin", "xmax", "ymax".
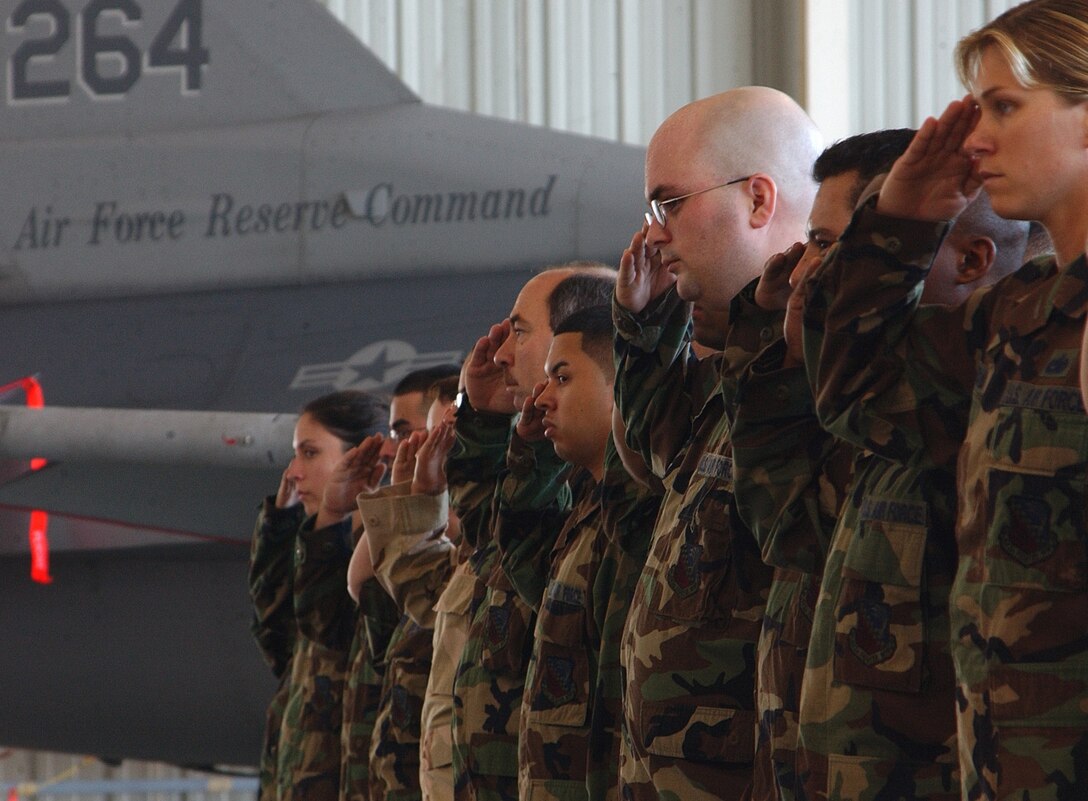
[{"xmin": 692, "ymin": 322, "xmax": 725, "ymax": 352}]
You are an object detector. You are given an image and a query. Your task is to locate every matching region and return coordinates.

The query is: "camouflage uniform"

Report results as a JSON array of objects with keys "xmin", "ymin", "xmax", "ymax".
[
  {"xmin": 794, "ymin": 453, "xmax": 960, "ymax": 801},
  {"xmin": 593, "ymin": 439, "xmax": 663, "ymax": 801},
  {"xmin": 498, "ymin": 431, "xmax": 638, "ymax": 801},
  {"xmin": 249, "ymin": 498, "xmax": 305, "ymax": 801},
  {"xmin": 803, "ymin": 199, "xmax": 1088, "ymax": 800},
  {"xmin": 515, "ymin": 467, "xmax": 603, "ymax": 801},
  {"xmin": 340, "ymin": 571, "xmax": 399, "ymax": 801},
  {"xmin": 452, "ymin": 424, "xmax": 571, "ymax": 801},
  {"xmin": 278, "ymin": 515, "xmax": 360, "ymax": 801},
  {"xmin": 359, "ymin": 483, "xmax": 457, "ymax": 801},
  {"xmin": 612, "ymin": 283, "xmax": 779, "ymax": 800},
  {"xmin": 439, "ymin": 401, "xmax": 516, "ymax": 801},
  {"xmin": 730, "ymin": 339, "xmax": 855, "ymax": 801}
]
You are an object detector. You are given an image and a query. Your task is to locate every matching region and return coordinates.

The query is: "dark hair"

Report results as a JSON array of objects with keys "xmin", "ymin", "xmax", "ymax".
[
  {"xmin": 428, "ymin": 375, "xmax": 460, "ymax": 406},
  {"xmin": 813, "ymin": 128, "xmax": 916, "ymax": 206},
  {"xmin": 548, "ymin": 272, "xmax": 616, "ymax": 331},
  {"xmin": 301, "ymin": 390, "xmax": 388, "ymax": 448},
  {"xmin": 393, "ymin": 364, "xmax": 462, "ymax": 396},
  {"xmin": 552, "ymin": 305, "xmax": 615, "ymax": 377}
]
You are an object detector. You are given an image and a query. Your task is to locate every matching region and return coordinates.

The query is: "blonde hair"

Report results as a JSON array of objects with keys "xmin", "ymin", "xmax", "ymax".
[{"xmin": 957, "ymin": 0, "xmax": 1088, "ymax": 102}]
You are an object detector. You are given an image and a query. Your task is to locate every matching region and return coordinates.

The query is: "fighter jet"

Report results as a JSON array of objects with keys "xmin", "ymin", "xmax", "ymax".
[{"xmin": 0, "ymin": 0, "xmax": 644, "ymax": 766}]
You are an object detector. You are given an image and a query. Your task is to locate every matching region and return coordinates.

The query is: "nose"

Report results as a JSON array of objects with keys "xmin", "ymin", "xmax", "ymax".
[
  {"xmin": 535, "ymin": 380, "xmax": 556, "ymax": 412},
  {"xmin": 285, "ymin": 456, "xmax": 303, "ymax": 481},
  {"xmin": 789, "ymin": 254, "xmax": 821, "ymax": 291},
  {"xmin": 645, "ymin": 215, "xmax": 670, "ymax": 250},
  {"xmin": 494, "ymin": 328, "xmax": 514, "ymax": 368},
  {"xmin": 962, "ymin": 112, "xmax": 991, "ymax": 158}
]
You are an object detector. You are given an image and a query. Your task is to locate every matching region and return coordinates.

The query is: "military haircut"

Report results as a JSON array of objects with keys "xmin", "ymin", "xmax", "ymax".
[
  {"xmin": 427, "ymin": 375, "xmax": 461, "ymax": 406},
  {"xmin": 391, "ymin": 364, "xmax": 462, "ymax": 419},
  {"xmin": 553, "ymin": 304, "xmax": 616, "ymax": 380},
  {"xmin": 301, "ymin": 389, "xmax": 389, "ymax": 448},
  {"xmin": 392, "ymin": 364, "xmax": 462, "ymax": 396},
  {"xmin": 813, "ymin": 128, "xmax": 916, "ymax": 207},
  {"xmin": 546, "ymin": 266, "xmax": 617, "ymax": 331}
]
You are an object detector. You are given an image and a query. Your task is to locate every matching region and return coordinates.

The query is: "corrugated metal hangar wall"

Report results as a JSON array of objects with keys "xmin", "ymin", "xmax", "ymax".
[{"xmin": 319, "ymin": 0, "xmax": 1023, "ymax": 145}]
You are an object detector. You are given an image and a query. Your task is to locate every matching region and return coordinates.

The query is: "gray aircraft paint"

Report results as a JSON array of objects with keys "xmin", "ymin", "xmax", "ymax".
[{"xmin": 0, "ymin": 0, "xmax": 646, "ymax": 769}]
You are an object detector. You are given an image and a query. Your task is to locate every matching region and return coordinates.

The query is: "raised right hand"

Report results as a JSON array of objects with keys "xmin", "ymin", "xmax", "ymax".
[
  {"xmin": 754, "ymin": 242, "xmax": 805, "ymax": 312},
  {"xmin": 516, "ymin": 382, "xmax": 547, "ymax": 443},
  {"xmin": 274, "ymin": 467, "xmax": 299, "ymax": 509},
  {"xmin": 876, "ymin": 97, "xmax": 982, "ymax": 222},
  {"xmin": 411, "ymin": 422, "xmax": 456, "ymax": 496},
  {"xmin": 616, "ymin": 222, "xmax": 675, "ymax": 314},
  {"xmin": 464, "ymin": 320, "xmax": 517, "ymax": 414},
  {"xmin": 316, "ymin": 434, "xmax": 387, "ymax": 527}
]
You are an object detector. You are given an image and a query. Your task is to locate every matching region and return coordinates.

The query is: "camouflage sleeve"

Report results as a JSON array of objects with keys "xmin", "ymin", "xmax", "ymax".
[
  {"xmin": 248, "ymin": 496, "xmax": 305, "ymax": 678},
  {"xmin": 613, "ymin": 287, "xmax": 717, "ymax": 478},
  {"xmin": 732, "ymin": 339, "xmax": 852, "ymax": 572},
  {"xmin": 359, "ymin": 486, "xmax": 456, "ymax": 629},
  {"xmin": 600, "ymin": 434, "xmax": 662, "ymax": 561},
  {"xmin": 495, "ymin": 431, "xmax": 573, "ymax": 611},
  {"xmin": 802, "ymin": 200, "xmax": 978, "ymax": 470},
  {"xmin": 719, "ymin": 277, "xmax": 785, "ymax": 405},
  {"xmin": 446, "ymin": 397, "xmax": 514, "ymax": 548},
  {"xmin": 292, "ymin": 514, "xmax": 356, "ymax": 652}
]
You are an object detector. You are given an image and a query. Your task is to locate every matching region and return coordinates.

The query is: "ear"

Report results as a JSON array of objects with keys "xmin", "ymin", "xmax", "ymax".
[
  {"xmin": 746, "ymin": 174, "xmax": 778, "ymax": 230},
  {"xmin": 955, "ymin": 236, "xmax": 997, "ymax": 284}
]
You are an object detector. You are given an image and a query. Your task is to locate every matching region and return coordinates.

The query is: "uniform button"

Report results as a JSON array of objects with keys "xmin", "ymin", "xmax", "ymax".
[
  {"xmin": 369, "ymin": 516, "xmax": 380, "ymax": 526},
  {"xmin": 775, "ymin": 386, "xmax": 790, "ymax": 402},
  {"xmin": 885, "ymin": 236, "xmax": 902, "ymax": 253},
  {"xmin": 760, "ymin": 327, "xmax": 774, "ymax": 342}
]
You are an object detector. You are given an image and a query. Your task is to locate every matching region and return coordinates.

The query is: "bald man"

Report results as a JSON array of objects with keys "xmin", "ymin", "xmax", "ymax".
[{"xmin": 612, "ymin": 88, "xmax": 822, "ymax": 799}]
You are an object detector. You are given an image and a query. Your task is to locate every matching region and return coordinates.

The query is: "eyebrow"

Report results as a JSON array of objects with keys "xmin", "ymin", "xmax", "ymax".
[
  {"xmin": 807, "ymin": 227, "xmax": 838, "ymax": 241},
  {"xmin": 509, "ymin": 313, "xmax": 524, "ymax": 326},
  {"xmin": 977, "ymin": 85, "xmax": 1014, "ymax": 101},
  {"xmin": 647, "ymin": 184, "xmax": 679, "ymax": 202},
  {"xmin": 547, "ymin": 360, "xmax": 570, "ymax": 375}
]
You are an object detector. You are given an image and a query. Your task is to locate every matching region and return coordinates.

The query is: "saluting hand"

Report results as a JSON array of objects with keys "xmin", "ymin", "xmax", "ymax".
[
  {"xmin": 464, "ymin": 320, "xmax": 517, "ymax": 415},
  {"xmin": 316, "ymin": 434, "xmax": 386, "ymax": 528},
  {"xmin": 755, "ymin": 242, "xmax": 806, "ymax": 312},
  {"xmin": 275, "ymin": 467, "xmax": 300, "ymax": 509},
  {"xmin": 515, "ymin": 382, "xmax": 548, "ymax": 443},
  {"xmin": 616, "ymin": 222, "xmax": 675, "ymax": 314},
  {"xmin": 877, "ymin": 97, "xmax": 982, "ymax": 222},
  {"xmin": 412, "ymin": 422, "xmax": 456, "ymax": 496},
  {"xmin": 391, "ymin": 429, "xmax": 427, "ymax": 486}
]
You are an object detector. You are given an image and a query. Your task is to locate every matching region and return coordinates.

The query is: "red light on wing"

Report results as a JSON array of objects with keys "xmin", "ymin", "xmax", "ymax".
[
  {"xmin": 29, "ymin": 511, "xmax": 52, "ymax": 585},
  {"xmin": 0, "ymin": 376, "xmax": 51, "ymax": 582}
]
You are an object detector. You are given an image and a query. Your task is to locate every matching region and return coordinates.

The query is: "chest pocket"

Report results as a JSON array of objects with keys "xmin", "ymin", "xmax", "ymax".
[
  {"xmin": 984, "ymin": 405, "xmax": 1088, "ymax": 593},
  {"xmin": 834, "ymin": 498, "xmax": 928, "ymax": 693},
  {"xmin": 477, "ymin": 585, "xmax": 534, "ymax": 677},
  {"xmin": 654, "ymin": 474, "xmax": 739, "ymax": 628},
  {"xmin": 527, "ymin": 581, "xmax": 590, "ymax": 727}
]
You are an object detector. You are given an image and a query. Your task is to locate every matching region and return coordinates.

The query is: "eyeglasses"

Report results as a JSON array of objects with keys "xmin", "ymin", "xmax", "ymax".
[{"xmin": 644, "ymin": 175, "xmax": 753, "ymax": 229}]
